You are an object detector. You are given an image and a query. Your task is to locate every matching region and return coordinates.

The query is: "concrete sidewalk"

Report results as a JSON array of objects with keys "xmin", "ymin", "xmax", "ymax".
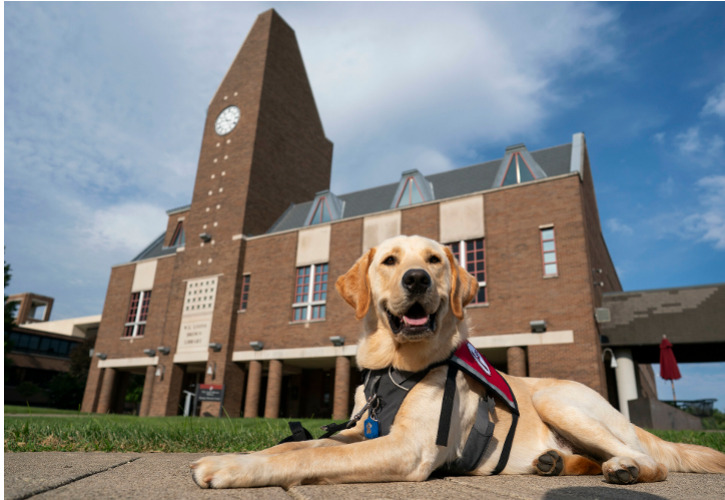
[{"xmin": 5, "ymin": 452, "xmax": 725, "ymax": 499}]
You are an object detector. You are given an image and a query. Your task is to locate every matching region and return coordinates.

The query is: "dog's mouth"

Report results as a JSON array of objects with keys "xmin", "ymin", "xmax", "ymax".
[{"xmin": 386, "ymin": 302, "xmax": 437, "ymax": 338}]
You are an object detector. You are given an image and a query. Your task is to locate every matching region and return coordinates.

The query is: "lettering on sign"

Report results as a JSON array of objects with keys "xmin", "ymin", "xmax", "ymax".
[
  {"xmin": 177, "ymin": 317, "xmax": 212, "ymax": 353},
  {"xmin": 197, "ymin": 384, "xmax": 224, "ymax": 402}
]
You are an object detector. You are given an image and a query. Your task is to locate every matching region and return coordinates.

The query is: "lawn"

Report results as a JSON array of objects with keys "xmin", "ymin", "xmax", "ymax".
[
  {"xmin": 5, "ymin": 406, "xmax": 725, "ymax": 453},
  {"xmin": 4, "ymin": 407, "xmax": 336, "ymax": 453}
]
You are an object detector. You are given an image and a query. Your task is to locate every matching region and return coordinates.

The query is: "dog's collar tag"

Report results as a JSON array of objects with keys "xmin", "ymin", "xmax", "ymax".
[{"xmin": 364, "ymin": 416, "xmax": 379, "ymax": 439}]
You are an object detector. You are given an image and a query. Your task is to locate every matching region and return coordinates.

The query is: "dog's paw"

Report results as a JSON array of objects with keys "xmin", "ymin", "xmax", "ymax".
[
  {"xmin": 190, "ymin": 454, "xmax": 258, "ymax": 489},
  {"xmin": 602, "ymin": 457, "xmax": 639, "ymax": 484},
  {"xmin": 534, "ymin": 449, "xmax": 564, "ymax": 476}
]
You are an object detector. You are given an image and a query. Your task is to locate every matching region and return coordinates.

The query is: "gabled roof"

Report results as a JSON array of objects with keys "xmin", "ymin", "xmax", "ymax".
[
  {"xmin": 130, "ymin": 139, "xmax": 576, "ymax": 262},
  {"xmin": 268, "ymin": 141, "xmax": 573, "ymax": 233}
]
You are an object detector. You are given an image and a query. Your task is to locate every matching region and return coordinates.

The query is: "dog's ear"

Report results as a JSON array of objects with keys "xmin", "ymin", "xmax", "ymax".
[
  {"xmin": 336, "ymin": 248, "xmax": 376, "ymax": 320},
  {"xmin": 444, "ymin": 246, "xmax": 479, "ymax": 320}
]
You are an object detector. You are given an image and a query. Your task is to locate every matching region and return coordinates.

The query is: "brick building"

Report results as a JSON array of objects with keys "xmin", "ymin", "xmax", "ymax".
[
  {"xmin": 81, "ymin": 9, "xmax": 648, "ymax": 419},
  {"xmin": 6, "ymin": 292, "xmax": 99, "ymax": 407}
]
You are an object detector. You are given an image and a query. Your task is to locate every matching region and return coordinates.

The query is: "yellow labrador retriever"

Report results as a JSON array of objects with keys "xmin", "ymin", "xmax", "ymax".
[{"xmin": 192, "ymin": 235, "xmax": 725, "ymax": 488}]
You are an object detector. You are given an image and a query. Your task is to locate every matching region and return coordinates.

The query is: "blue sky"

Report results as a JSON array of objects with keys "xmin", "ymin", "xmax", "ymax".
[{"xmin": 4, "ymin": 2, "xmax": 725, "ymax": 408}]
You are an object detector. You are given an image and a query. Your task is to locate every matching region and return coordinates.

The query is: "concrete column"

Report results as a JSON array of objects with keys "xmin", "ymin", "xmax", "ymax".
[
  {"xmin": 333, "ymin": 356, "xmax": 351, "ymax": 420},
  {"xmin": 506, "ymin": 346, "xmax": 527, "ymax": 377},
  {"xmin": 264, "ymin": 359, "xmax": 283, "ymax": 419},
  {"xmin": 614, "ymin": 348, "xmax": 638, "ymax": 421},
  {"xmin": 138, "ymin": 365, "xmax": 156, "ymax": 417},
  {"xmin": 244, "ymin": 360, "xmax": 262, "ymax": 418},
  {"xmin": 96, "ymin": 368, "xmax": 117, "ymax": 414}
]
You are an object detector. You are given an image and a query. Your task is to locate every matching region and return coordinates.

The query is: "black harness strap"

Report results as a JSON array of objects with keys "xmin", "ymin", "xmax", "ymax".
[
  {"xmin": 444, "ymin": 395, "xmax": 495, "ymax": 474},
  {"xmin": 279, "ymin": 421, "xmax": 313, "ymax": 443},
  {"xmin": 435, "ymin": 363, "xmax": 458, "ymax": 446},
  {"xmin": 492, "ymin": 410, "xmax": 518, "ymax": 475}
]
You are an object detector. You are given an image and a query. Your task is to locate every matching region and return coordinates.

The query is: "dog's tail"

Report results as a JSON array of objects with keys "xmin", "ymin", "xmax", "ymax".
[{"xmin": 635, "ymin": 426, "xmax": 725, "ymax": 474}]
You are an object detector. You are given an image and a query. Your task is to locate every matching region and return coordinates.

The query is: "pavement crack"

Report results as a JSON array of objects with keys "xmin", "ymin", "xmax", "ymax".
[{"xmin": 13, "ymin": 457, "xmax": 142, "ymax": 500}]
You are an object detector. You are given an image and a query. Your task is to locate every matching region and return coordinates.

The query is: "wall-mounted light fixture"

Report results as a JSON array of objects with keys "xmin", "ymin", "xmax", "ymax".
[
  {"xmin": 155, "ymin": 364, "xmax": 166, "ymax": 380},
  {"xmin": 602, "ymin": 348, "xmax": 618, "ymax": 369},
  {"xmin": 329, "ymin": 336, "xmax": 345, "ymax": 346},
  {"xmin": 199, "ymin": 232, "xmax": 212, "ymax": 243},
  {"xmin": 530, "ymin": 320, "xmax": 547, "ymax": 333},
  {"xmin": 208, "ymin": 342, "xmax": 222, "ymax": 352},
  {"xmin": 249, "ymin": 341, "xmax": 264, "ymax": 351},
  {"xmin": 143, "ymin": 348, "xmax": 156, "ymax": 357},
  {"xmin": 207, "ymin": 361, "xmax": 217, "ymax": 379},
  {"xmin": 157, "ymin": 346, "xmax": 171, "ymax": 355},
  {"xmin": 95, "ymin": 352, "xmax": 107, "ymax": 360}
]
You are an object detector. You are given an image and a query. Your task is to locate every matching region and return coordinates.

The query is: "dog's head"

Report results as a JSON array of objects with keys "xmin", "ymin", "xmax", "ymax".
[{"xmin": 336, "ymin": 235, "xmax": 479, "ymax": 370}]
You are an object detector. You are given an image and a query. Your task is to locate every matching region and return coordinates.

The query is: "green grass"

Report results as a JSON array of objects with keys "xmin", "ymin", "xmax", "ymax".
[
  {"xmin": 5, "ymin": 405, "xmax": 89, "ymax": 416},
  {"xmin": 649, "ymin": 429, "xmax": 725, "ymax": 453},
  {"xmin": 4, "ymin": 412, "xmax": 337, "ymax": 453},
  {"xmin": 5, "ymin": 408, "xmax": 724, "ymax": 454}
]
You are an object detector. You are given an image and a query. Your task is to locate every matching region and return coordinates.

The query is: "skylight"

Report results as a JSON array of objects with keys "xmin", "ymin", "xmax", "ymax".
[
  {"xmin": 391, "ymin": 169, "xmax": 434, "ymax": 209},
  {"xmin": 304, "ymin": 190, "xmax": 344, "ymax": 226},
  {"xmin": 493, "ymin": 144, "xmax": 547, "ymax": 188}
]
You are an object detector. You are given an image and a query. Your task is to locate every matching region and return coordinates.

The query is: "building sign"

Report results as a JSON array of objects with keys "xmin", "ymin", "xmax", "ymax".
[
  {"xmin": 176, "ymin": 276, "xmax": 219, "ymax": 354},
  {"xmin": 197, "ymin": 384, "xmax": 225, "ymax": 402},
  {"xmin": 177, "ymin": 317, "xmax": 212, "ymax": 353}
]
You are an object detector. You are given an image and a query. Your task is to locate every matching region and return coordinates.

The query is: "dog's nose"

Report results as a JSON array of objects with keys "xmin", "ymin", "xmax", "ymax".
[{"xmin": 402, "ymin": 269, "xmax": 431, "ymax": 295}]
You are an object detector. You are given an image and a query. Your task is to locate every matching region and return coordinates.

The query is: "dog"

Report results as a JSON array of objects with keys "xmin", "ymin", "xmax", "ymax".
[{"xmin": 192, "ymin": 234, "xmax": 725, "ymax": 488}]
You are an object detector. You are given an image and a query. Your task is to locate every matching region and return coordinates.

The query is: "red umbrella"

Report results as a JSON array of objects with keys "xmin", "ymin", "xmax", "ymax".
[{"xmin": 659, "ymin": 336, "xmax": 681, "ymax": 402}]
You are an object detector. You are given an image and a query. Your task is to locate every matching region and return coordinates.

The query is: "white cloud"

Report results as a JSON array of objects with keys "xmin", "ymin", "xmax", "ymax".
[
  {"xmin": 685, "ymin": 176, "xmax": 725, "ymax": 250},
  {"xmin": 283, "ymin": 2, "xmax": 620, "ymax": 192},
  {"xmin": 674, "ymin": 127, "xmax": 724, "ymax": 165},
  {"xmin": 702, "ymin": 83, "xmax": 725, "ymax": 117},
  {"xmin": 606, "ymin": 218, "xmax": 634, "ymax": 236},
  {"xmin": 675, "ymin": 127, "xmax": 701, "ymax": 154},
  {"xmin": 81, "ymin": 202, "xmax": 168, "ymax": 255}
]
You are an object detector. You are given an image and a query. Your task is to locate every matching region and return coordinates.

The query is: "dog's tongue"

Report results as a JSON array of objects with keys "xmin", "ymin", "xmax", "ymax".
[{"xmin": 403, "ymin": 314, "xmax": 429, "ymax": 326}]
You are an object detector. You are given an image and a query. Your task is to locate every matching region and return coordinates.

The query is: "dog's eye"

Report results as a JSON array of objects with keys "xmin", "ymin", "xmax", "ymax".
[
  {"xmin": 428, "ymin": 255, "xmax": 441, "ymax": 264},
  {"xmin": 382, "ymin": 256, "xmax": 397, "ymax": 266}
]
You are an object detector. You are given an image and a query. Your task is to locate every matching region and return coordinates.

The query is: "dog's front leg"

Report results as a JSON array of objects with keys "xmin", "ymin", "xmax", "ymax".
[{"xmin": 191, "ymin": 431, "xmax": 440, "ymax": 488}]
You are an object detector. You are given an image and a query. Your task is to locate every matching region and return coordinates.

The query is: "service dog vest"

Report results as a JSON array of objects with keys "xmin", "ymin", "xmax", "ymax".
[
  {"xmin": 280, "ymin": 341, "xmax": 519, "ymax": 474},
  {"xmin": 362, "ymin": 340, "xmax": 519, "ymax": 474}
]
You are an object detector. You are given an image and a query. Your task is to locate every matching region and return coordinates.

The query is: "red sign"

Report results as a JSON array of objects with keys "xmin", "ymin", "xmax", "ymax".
[{"xmin": 197, "ymin": 384, "xmax": 224, "ymax": 402}]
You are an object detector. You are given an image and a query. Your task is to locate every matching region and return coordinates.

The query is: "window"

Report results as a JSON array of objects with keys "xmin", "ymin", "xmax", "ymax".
[
  {"xmin": 447, "ymin": 238, "xmax": 487, "ymax": 304},
  {"xmin": 124, "ymin": 290, "xmax": 151, "ymax": 337},
  {"xmin": 170, "ymin": 221, "xmax": 185, "ymax": 247},
  {"xmin": 5, "ymin": 331, "xmax": 77, "ymax": 358},
  {"xmin": 501, "ymin": 152, "xmax": 536, "ymax": 186},
  {"xmin": 240, "ymin": 275, "xmax": 251, "ymax": 311},
  {"xmin": 292, "ymin": 263, "xmax": 328, "ymax": 321},
  {"xmin": 540, "ymin": 228, "xmax": 558, "ymax": 277}
]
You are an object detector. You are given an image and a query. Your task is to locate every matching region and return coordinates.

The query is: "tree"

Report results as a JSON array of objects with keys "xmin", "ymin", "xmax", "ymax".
[
  {"xmin": 5, "ymin": 256, "xmax": 17, "ymax": 376},
  {"xmin": 5, "ymin": 257, "xmax": 17, "ymax": 330}
]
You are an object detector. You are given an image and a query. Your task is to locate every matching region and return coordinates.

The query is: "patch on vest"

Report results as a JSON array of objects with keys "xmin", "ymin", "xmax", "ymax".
[{"xmin": 450, "ymin": 341, "xmax": 518, "ymax": 413}]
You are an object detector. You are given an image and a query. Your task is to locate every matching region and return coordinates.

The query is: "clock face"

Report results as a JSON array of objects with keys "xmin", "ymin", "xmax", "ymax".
[{"xmin": 214, "ymin": 105, "xmax": 240, "ymax": 135}]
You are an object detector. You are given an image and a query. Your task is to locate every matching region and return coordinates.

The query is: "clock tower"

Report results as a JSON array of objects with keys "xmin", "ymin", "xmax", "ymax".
[{"xmin": 161, "ymin": 9, "xmax": 333, "ymax": 415}]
